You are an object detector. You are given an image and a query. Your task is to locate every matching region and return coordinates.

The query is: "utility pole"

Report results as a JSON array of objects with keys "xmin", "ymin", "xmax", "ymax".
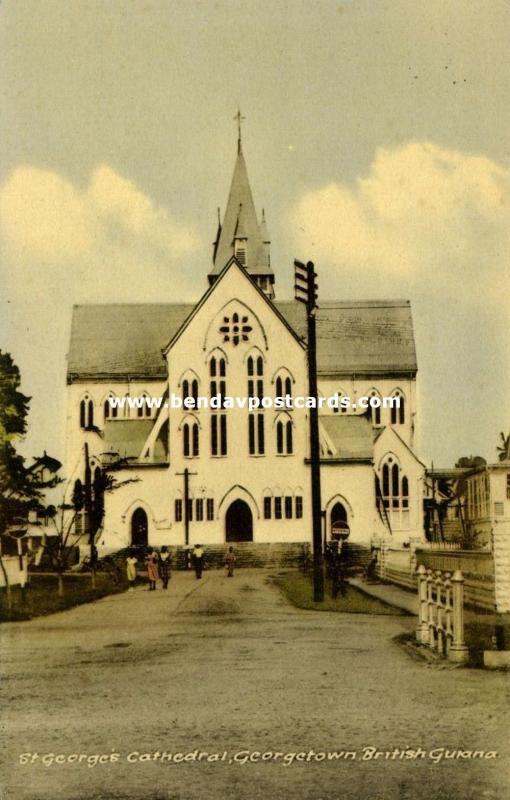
[
  {"xmin": 294, "ymin": 259, "xmax": 324, "ymax": 602},
  {"xmin": 176, "ymin": 467, "xmax": 197, "ymax": 546}
]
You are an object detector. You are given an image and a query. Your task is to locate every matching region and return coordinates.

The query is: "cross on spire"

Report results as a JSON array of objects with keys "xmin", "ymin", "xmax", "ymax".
[{"xmin": 234, "ymin": 108, "xmax": 246, "ymax": 153}]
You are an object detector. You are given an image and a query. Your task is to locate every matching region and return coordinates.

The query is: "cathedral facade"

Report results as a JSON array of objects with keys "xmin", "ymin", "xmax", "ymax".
[{"xmin": 65, "ymin": 138, "xmax": 425, "ymax": 554}]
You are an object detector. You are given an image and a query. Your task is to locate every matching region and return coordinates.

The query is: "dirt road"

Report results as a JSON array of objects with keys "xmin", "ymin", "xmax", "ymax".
[{"xmin": 1, "ymin": 569, "xmax": 508, "ymax": 800}]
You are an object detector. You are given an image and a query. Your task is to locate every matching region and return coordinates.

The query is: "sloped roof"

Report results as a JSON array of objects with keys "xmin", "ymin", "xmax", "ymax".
[
  {"xmin": 319, "ymin": 415, "xmax": 374, "ymax": 462},
  {"xmin": 102, "ymin": 420, "xmax": 168, "ymax": 462},
  {"xmin": 68, "ymin": 303, "xmax": 193, "ymax": 380},
  {"xmin": 277, "ymin": 300, "xmax": 417, "ymax": 376},
  {"xmin": 67, "ymin": 299, "xmax": 417, "ymax": 381}
]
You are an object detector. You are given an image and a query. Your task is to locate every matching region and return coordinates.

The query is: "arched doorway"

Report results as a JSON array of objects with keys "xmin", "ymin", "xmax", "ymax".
[
  {"xmin": 330, "ymin": 501, "xmax": 349, "ymax": 540},
  {"xmin": 131, "ymin": 507, "xmax": 148, "ymax": 547},
  {"xmin": 225, "ymin": 500, "xmax": 253, "ymax": 542}
]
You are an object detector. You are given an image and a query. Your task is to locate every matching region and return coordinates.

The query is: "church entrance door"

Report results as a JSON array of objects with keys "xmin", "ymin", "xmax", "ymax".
[
  {"xmin": 131, "ymin": 507, "xmax": 148, "ymax": 547},
  {"xmin": 225, "ymin": 500, "xmax": 253, "ymax": 542}
]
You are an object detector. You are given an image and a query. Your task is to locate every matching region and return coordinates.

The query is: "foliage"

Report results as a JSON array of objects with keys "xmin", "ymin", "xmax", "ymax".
[
  {"xmin": 0, "ymin": 573, "xmax": 127, "ymax": 622},
  {"xmin": 497, "ymin": 431, "xmax": 510, "ymax": 462},
  {"xmin": 0, "ymin": 350, "xmax": 61, "ymax": 534},
  {"xmin": 452, "ymin": 526, "xmax": 482, "ymax": 551},
  {"xmin": 455, "ymin": 455, "xmax": 487, "ymax": 469}
]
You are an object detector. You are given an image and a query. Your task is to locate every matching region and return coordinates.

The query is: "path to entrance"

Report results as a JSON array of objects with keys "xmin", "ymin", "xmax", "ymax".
[{"xmin": 2, "ymin": 569, "xmax": 508, "ymax": 800}]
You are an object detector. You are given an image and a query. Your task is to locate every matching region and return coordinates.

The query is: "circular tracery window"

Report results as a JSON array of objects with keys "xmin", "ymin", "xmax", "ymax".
[{"xmin": 219, "ymin": 312, "xmax": 252, "ymax": 346}]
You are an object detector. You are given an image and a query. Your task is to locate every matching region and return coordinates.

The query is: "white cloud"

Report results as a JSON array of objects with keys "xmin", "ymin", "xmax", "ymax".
[
  {"xmin": 0, "ymin": 164, "xmax": 202, "ymax": 463},
  {"xmin": 0, "ymin": 164, "xmax": 199, "ymax": 301},
  {"xmin": 290, "ymin": 141, "xmax": 510, "ymax": 303}
]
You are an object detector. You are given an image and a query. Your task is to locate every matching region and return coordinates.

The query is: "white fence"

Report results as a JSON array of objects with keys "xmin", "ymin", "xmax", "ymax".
[{"xmin": 415, "ymin": 565, "xmax": 469, "ymax": 663}]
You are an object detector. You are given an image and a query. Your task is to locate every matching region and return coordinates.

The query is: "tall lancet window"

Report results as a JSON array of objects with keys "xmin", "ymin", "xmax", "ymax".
[
  {"xmin": 79, "ymin": 396, "xmax": 94, "ymax": 429},
  {"xmin": 182, "ymin": 419, "xmax": 199, "ymax": 458},
  {"xmin": 247, "ymin": 354, "xmax": 265, "ymax": 455},
  {"xmin": 210, "ymin": 355, "xmax": 227, "ymax": 456},
  {"xmin": 390, "ymin": 391, "xmax": 405, "ymax": 425},
  {"xmin": 379, "ymin": 455, "xmax": 410, "ymax": 530}
]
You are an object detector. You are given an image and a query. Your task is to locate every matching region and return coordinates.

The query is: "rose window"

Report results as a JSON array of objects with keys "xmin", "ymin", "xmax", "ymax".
[{"xmin": 219, "ymin": 312, "xmax": 252, "ymax": 346}]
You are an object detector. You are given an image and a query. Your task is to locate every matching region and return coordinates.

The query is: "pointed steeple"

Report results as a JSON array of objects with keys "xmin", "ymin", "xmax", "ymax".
[{"xmin": 209, "ymin": 125, "xmax": 275, "ymax": 298}]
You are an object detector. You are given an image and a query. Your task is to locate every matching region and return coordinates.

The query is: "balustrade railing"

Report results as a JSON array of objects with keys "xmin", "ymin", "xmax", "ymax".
[{"xmin": 416, "ymin": 565, "xmax": 469, "ymax": 664}]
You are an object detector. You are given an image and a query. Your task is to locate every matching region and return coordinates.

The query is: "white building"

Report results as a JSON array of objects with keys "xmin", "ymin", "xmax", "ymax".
[{"xmin": 65, "ymin": 136, "xmax": 425, "ymax": 556}]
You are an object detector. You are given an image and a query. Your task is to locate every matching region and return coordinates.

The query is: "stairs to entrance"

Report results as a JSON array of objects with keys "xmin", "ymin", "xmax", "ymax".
[
  {"xmin": 176, "ymin": 542, "xmax": 309, "ymax": 569},
  {"xmin": 108, "ymin": 542, "xmax": 310, "ymax": 571},
  {"xmin": 343, "ymin": 543, "xmax": 372, "ymax": 572},
  {"xmin": 440, "ymin": 520, "xmax": 462, "ymax": 542}
]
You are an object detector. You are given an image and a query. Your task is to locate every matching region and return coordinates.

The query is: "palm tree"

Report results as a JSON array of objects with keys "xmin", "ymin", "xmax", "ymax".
[{"xmin": 497, "ymin": 431, "xmax": 510, "ymax": 462}]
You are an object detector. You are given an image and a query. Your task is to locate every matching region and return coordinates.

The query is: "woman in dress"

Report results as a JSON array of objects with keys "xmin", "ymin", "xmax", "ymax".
[
  {"xmin": 145, "ymin": 549, "xmax": 160, "ymax": 591},
  {"xmin": 126, "ymin": 551, "xmax": 138, "ymax": 591}
]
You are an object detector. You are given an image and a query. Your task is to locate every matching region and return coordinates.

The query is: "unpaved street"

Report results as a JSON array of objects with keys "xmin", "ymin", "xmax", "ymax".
[{"xmin": 1, "ymin": 569, "xmax": 509, "ymax": 800}]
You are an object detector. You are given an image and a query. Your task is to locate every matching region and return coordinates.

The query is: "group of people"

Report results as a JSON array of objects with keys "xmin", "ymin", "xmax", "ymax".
[
  {"xmin": 126, "ymin": 546, "xmax": 172, "ymax": 591},
  {"xmin": 125, "ymin": 544, "xmax": 237, "ymax": 590}
]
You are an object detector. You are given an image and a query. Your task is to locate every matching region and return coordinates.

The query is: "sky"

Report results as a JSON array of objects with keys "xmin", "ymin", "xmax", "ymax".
[{"xmin": 0, "ymin": 0, "xmax": 509, "ymax": 468}]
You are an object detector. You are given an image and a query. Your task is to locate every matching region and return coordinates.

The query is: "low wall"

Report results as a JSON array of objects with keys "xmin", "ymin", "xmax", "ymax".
[
  {"xmin": 372, "ymin": 544, "xmax": 497, "ymax": 612},
  {"xmin": 415, "ymin": 549, "xmax": 495, "ymax": 611},
  {"xmin": 376, "ymin": 547, "xmax": 416, "ymax": 591},
  {"xmin": 491, "ymin": 522, "xmax": 510, "ymax": 613}
]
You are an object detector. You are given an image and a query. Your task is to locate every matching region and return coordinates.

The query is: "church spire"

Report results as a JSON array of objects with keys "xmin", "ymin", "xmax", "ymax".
[{"xmin": 209, "ymin": 117, "xmax": 275, "ymax": 298}]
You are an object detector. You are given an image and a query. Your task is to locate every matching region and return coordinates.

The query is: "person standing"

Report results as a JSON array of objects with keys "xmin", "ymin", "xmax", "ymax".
[
  {"xmin": 225, "ymin": 546, "xmax": 236, "ymax": 577},
  {"xmin": 192, "ymin": 544, "xmax": 204, "ymax": 579},
  {"xmin": 159, "ymin": 546, "xmax": 172, "ymax": 590},
  {"xmin": 126, "ymin": 552, "xmax": 138, "ymax": 591},
  {"xmin": 145, "ymin": 549, "xmax": 160, "ymax": 590}
]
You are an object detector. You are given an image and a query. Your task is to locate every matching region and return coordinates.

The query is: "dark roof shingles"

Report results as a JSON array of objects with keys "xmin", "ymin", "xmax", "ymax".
[{"xmin": 68, "ymin": 300, "xmax": 416, "ymax": 380}]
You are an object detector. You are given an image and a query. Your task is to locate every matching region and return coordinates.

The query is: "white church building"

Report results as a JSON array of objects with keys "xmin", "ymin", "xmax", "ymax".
[{"xmin": 65, "ymin": 133, "xmax": 425, "ymax": 556}]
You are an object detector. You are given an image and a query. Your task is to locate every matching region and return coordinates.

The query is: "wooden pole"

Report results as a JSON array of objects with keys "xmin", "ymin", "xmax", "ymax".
[
  {"xmin": 306, "ymin": 262, "xmax": 324, "ymax": 603},
  {"xmin": 176, "ymin": 468, "xmax": 197, "ymax": 547}
]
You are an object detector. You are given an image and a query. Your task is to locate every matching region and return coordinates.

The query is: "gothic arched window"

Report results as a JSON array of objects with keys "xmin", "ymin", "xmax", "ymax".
[
  {"xmin": 209, "ymin": 354, "xmax": 227, "ymax": 455},
  {"xmin": 369, "ymin": 390, "xmax": 382, "ymax": 426},
  {"xmin": 276, "ymin": 414, "xmax": 293, "ymax": 456},
  {"xmin": 79, "ymin": 397, "xmax": 94, "ymax": 429},
  {"xmin": 378, "ymin": 455, "xmax": 410, "ymax": 529},
  {"xmin": 390, "ymin": 391, "xmax": 405, "ymax": 425}
]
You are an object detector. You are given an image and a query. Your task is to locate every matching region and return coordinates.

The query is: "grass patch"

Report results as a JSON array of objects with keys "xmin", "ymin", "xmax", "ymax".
[
  {"xmin": 464, "ymin": 614, "xmax": 510, "ymax": 668},
  {"xmin": 0, "ymin": 573, "xmax": 128, "ymax": 622},
  {"xmin": 275, "ymin": 571, "xmax": 406, "ymax": 615}
]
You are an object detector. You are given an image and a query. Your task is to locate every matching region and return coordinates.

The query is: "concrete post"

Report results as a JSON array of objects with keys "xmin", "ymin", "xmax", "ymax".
[
  {"xmin": 435, "ymin": 571, "xmax": 444, "ymax": 655},
  {"xmin": 416, "ymin": 564, "xmax": 429, "ymax": 644},
  {"xmin": 449, "ymin": 569, "xmax": 469, "ymax": 664},
  {"xmin": 444, "ymin": 572, "xmax": 453, "ymax": 654},
  {"xmin": 426, "ymin": 568, "xmax": 435, "ymax": 649}
]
